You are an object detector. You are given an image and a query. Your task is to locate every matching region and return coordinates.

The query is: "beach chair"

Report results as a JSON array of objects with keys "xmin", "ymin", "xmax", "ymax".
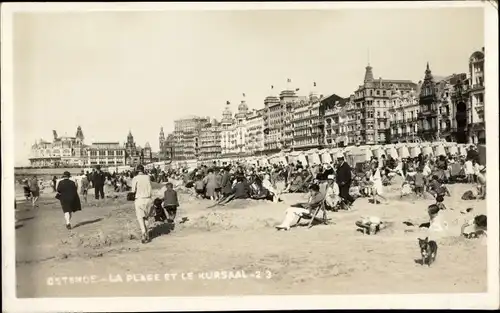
[{"xmin": 295, "ymin": 200, "xmax": 330, "ymax": 228}]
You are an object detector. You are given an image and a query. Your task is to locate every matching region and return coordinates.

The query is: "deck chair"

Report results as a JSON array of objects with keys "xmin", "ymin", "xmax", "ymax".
[{"xmin": 295, "ymin": 200, "xmax": 330, "ymax": 229}]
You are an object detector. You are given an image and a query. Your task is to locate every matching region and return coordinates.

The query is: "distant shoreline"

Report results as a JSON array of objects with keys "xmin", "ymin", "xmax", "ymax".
[{"xmin": 14, "ymin": 167, "xmax": 86, "ymax": 176}]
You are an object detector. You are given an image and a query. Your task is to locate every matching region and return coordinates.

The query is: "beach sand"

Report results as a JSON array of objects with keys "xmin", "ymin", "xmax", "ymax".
[{"xmin": 14, "ymin": 180, "xmax": 487, "ymax": 297}]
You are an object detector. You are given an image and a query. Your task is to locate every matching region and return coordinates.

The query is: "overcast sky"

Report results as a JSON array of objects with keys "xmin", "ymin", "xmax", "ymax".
[{"xmin": 12, "ymin": 7, "xmax": 484, "ymax": 166}]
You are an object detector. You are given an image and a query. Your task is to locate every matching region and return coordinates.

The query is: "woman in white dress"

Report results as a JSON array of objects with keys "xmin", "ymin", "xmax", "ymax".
[{"xmin": 370, "ymin": 162, "xmax": 387, "ymax": 204}]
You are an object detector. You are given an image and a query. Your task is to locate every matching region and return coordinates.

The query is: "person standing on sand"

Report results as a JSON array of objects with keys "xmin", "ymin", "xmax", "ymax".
[
  {"xmin": 93, "ymin": 165, "xmax": 106, "ymax": 200},
  {"xmin": 131, "ymin": 164, "xmax": 153, "ymax": 244},
  {"xmin": 336, "ymin": 156, "xmax": 354, "ymax": 209},
  {"xmin": 51, "ymin": 176, "xmax": 57, "ymax": 192},
  {"xmin": 29, "ymin": 175, "xmax": 40, "ymax": 208},
  {"xmin": 56, "ymin": 171, "xmax": 82, "ymax": 230}
]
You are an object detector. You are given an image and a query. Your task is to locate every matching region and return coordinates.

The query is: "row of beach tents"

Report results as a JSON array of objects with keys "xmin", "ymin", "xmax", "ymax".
[
  {"xmin": 188, "ymin": 142, "xmax": 474, "ymax": 168},
  {"xmin": 95, "ymin": 142, "xmax": 483, "ymax": 173}
]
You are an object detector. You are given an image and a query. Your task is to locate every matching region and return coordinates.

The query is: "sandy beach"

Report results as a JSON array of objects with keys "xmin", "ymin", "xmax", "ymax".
[{"xmin": 15, "ymin": 180, "xmax": 487, "ymax": 298}]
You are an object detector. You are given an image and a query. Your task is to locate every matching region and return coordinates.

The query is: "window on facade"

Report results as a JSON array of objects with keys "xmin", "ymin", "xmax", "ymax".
[
  {"xmin": 376, "ymin": 90, "xmax": 380, "ymax": 96},
  {"xmin": 382, "ymin": 91, "xmax": 386, "ymax": 96}
]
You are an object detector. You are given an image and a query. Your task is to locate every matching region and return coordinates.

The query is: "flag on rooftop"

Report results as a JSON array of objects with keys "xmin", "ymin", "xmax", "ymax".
[
  {"xmin": 295, "ymin": 88, "xmax": 300, "ymax": 92},
  {"xmin": 287, "ymin": 78, "xmax": 291, "ymax": 83},
  {"xmin": 242, "ymin": 93, "xmax": 246, "ymax": 97},
  {"xmin": 314, "ymin": 82, "xmax": 317, "ymax": 87},
  {"xmin": 226, "ymin": 100, "xmax": 230, "ymax": 105}
]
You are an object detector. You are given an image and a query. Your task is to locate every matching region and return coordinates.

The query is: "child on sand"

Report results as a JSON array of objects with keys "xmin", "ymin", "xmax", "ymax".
[
  {"xmin": 194, "ymin": 175, "xmax": 205, "ymax": 199},
  {"xmin": 427, "ymin": 203, "xmax": 448, "ymax": 233},
  {"xmin": 413, "ymin": 168, "xmax": 425, "ymax": 197},
  {"xmin": 163, "ymin": 182, "xmax": 179, "ymax": 223},
  {"xmin": 427, "ymin": 175, "xmax": 451, "ymax": 199}
]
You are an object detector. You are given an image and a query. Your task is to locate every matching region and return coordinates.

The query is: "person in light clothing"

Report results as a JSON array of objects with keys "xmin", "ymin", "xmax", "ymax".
[
  {"xmin": 275, "ymin": 184, "xmax": 324, "ymax": 231},
  {"xmin": 131, "ymin": 164, "xmax": 153, "ymax": 244},
  {"xmin": 324, "ymin": 175, "xmax": 340, "ymax": 210},
  {"xmin": 369, "ymin": 162, "xmax": 387, "ymax": 204}
]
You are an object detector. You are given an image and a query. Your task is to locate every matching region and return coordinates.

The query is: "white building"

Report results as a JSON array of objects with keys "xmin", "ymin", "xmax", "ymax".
[
  {"xmin": 245, "ymin": 109, "xmax": 265, "ymax": 155},
  {"xmin": 388, "ymin": 88, "xmax": 420, "ymax": 143},
  {"xmin": 467, "ymin": 47, "xmax": 485, "ymax": 144},
  {"xmin": 29, "ymin": 126, "xmax": 87, "ymax": 167}
]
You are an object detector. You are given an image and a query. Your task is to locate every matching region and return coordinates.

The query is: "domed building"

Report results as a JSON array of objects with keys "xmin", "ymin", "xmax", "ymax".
[
  {"xmin": 220, "ymin": 101, "xmax": 235, "ymax": 155},
  {"xmin": 28, "ymin": 126, "xmax": 88, "ymax": 167}
]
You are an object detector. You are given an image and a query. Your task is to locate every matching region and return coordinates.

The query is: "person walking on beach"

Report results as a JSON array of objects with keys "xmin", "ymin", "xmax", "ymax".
[
  {"xmin": 131, "ymin": 164, "xmax": 153, "ymax": 244},
  {"xmin": 29, "ymin": 175, "xmax": 40, "ymax": 208},
  {"xmin": 93, "ymin": 165, "xmax": 106, "ymax": 200},
  {"xmin": 51, "ymin": 176, "xmax": 57, "ymax": 192},
  {"xmin": 56, "ymin": 171, "xmax": 82, "ymax": 230}
]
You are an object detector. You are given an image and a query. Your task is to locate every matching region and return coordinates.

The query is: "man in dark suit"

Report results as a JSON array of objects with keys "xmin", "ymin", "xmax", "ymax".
[
  {"xmin": 335, "ymin": 156, "xmax": 354, "ymax": 208},
  {"xmin": 92, "ymin": 165, "xmax": 106, "ymax": 200}
]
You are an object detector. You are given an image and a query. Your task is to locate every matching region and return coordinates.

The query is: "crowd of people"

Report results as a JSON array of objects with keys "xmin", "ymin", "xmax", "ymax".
[{"xmin": 17, "ymin": 144, "xmax": 487, "ymax": 243}]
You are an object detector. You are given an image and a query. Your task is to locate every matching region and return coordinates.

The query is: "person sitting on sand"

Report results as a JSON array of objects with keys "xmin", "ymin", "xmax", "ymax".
[
  {"xmin": 427, "ymin": 175, "xmax": 451, "ymax": 199},
  {"xmin": 275, "ymin": 184, "xmax": 324, "ymax": 231},
  {"xmin": 284, "ymin": 169, "xmax": 304, "ymax": 193},
  {"xmin": 162, "ymin": 182, "xmax": 179, "ymax": 223},
  {"xmin": 194, "ymin": 175, "xmax": 205, "ymax": 199},
  {"xmin": 461, "ymin": 214, "xmax": 487, "ymax": 238},
  {"xmin": 427, "ymin": 203, "xmax": 448, "ymax": 233},
  {"xmin": 232, "ymin": 176, "xmax": 250, "ymax": 200},
  {"xmin": 262, "ymin": 173, "xmax": 280, "ymax": 203},
  {"xmin": 324, "ymin": 175, "xmax": 341, "ymax": 211}
]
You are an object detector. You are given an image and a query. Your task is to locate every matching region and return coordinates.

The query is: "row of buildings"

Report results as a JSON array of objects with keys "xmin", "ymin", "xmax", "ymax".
[
  {"xmin": 160, "ymin": 47, "xmax": 485, "ymax": 161},
  {"xmin": 28, "ymin": 127, "xmax": 153, "ymax": 167}
]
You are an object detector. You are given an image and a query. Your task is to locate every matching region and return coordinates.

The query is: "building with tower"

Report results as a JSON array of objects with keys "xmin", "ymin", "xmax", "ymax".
[
  {"xmin": 29, "ymin": 126, "xmax": 88, "ymax": 167},
  {"xmin": 159, "ymin": 127, "xmax": 174, "ymax": 161},
  {"xmin": 417, "ymin": 62, "xmax": 467, "ymax": 143},
  {"xmin": 245, "ymin": 109, "xmax": 265, "ymax": 155},
  {"xmin": 352, "ymin": 63, "xmax": 417, "ymax": 145},
  {"xmin": 291, "ymin": 85, "xmax": 325, "ymax": 150},
  {"xmin": 172, "ymin": 116, "xmax": 210, "ymax": 160},
  {"xmin": 322, "ymin": 94, "xmax": 349, "ymax": 147},
  {"xmin": 199, "ymin": 119, "xmax": 222, "ymax": 160},
  {"xmin": 262, "ymin": 87, "xmax": 297, "ymax": 153},
  {"xmin": 466, "ymin": 47, "xmax": 485, "ymax": 144},
  {"xmin": 220, "ymin": 102, "xmax": 234, "ymax": 156}
]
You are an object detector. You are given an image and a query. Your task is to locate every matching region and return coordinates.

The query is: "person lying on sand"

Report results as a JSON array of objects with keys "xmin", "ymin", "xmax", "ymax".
[
  {"xmin": 355, "ymin": 216, "xmax": 388, "ymax": 235},
  {"xmin": 275, "ymin": 183, "xmax": 324, "ymax": 231}
]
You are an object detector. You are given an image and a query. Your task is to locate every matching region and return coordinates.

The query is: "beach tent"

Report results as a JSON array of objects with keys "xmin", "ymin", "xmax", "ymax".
[
  {"xmin": 287, "ymin": 151, "xmax": 300, "ymax": 164},
  {"xmin": 320, "ymin": 150, "xmax": 333, "ymax": 164},
  {"xmin": 458, "ymin": 144, "xmax": 468, "ymax": 157},
  {"xmin": 297, "ymin": 152, "xmax": 309, "ymax": 166},
  {"xmin": 397, "ymin": 145, "xmax": 410, "ymax": 159},
  {"xmin": 386, "ymin": 146, "xmax": 399, "ymax": 159},
  {"xmin": 433, "ymin": 143, "xmax": 446, "ymax": 157},
  {"xmin": 447, "ymin": 144, "xmax": 458, "ymax": 155},
  {"xmin": 307, "ymin": 149, "xmax": 321, "ymax": 165},
  {"xmin": 409, "ymin": 145, "xmax": 422, "ymax": 158},
  {"xmin": 371, "ymin": 145, "xmax": 385, "ymax": 159},
  {"xmin": 345, "ymin": 146, "xmax": 371, "ymax": 166},
  {"xmin": 421, "ymin": 144, "xmax": 434, "ymax": 157}
]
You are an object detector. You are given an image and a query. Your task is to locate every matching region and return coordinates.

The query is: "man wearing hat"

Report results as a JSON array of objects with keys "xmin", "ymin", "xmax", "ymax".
[
  {"xmin": 335, "ymin": 155, "xmax": 354, "ymax": 208},
  {"xmin": 92, "ymin": 165, "xmax": 106, "ymax": 200},
  {"xmin": 131, "ymin": 164, "xmax": 153, "ymax": 243}
]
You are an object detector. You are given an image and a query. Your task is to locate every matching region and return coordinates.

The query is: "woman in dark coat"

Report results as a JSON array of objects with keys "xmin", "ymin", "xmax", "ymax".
[{"xmin": 56, "ymin": 171, "xmax": 82, "ymax": 230}]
